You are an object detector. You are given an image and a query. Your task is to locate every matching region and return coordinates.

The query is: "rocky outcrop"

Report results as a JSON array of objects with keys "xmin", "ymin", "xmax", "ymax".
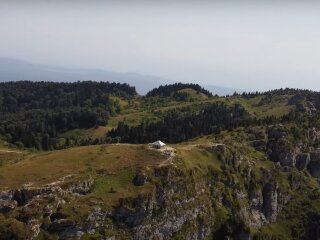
[
  {"xmin": 113, "ymin": 167, "xmax": 213, "ymax": 240},
  {"xmin": 296, "ymin": 153, "xmax": 310, "ymax": 171},
  {"xmin": 68, "ymin": 177, "xmax": 94, "ymax": 195},
  {"xmin": 267, "ymin": 126, "xmax": 287, "ymax": 140},
  {"xmin": 267, "ymin": 127, "xmax": 294, "ymax": 166},
  {"xmin": 132, "ymin": 172, "xmax": 149, "ymax": 186},
  {"xmin": 48, "ymin": 219, "xmax": 84, "ymax": 239},
  {"xmin": 0, "ymin": 199, "xmax": 17, "ymax": 213},
  {"xmin": 267, "ymin": 140, "xmax": 297, "ymax": 167},
  {"xmin": 307, "ymin": 128, "xmax": 320, "ymax": 142},
  {"xmin": 308, "ymin": 149, "xmax": 320, "ymax": 178},
  {"xmin": 262, "ymin": 183, "xmax": 278, "ymax": 223}
]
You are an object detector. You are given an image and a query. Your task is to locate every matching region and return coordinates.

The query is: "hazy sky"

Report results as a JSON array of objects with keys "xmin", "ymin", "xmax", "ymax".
[{"xmin": 1, "ymin": 1, "xmax": 320, "ymax": 91}]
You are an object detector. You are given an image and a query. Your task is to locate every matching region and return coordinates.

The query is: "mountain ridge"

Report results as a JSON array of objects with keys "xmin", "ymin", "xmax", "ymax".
[{"xmin": 0, "ymin": 57, "xmax": 237, "ymax": 95}]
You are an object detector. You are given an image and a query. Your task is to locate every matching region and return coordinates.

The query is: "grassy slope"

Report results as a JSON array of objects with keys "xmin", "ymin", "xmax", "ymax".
[{"xmin": 0, "ymin": 144, "xmax": 166, "ymax": 189}]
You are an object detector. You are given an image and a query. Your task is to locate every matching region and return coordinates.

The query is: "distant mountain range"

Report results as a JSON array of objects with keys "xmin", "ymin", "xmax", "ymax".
[{"xmin": 0, "ymin": 57, "xmax": 237, "ymax": 95}]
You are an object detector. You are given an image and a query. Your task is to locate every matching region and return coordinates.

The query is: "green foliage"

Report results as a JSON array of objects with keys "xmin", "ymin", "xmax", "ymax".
[
  {"xmin": 0, "ymin": 214, "xmax": 32, "ymax": 240},
  {"xmin": 0, "ymin": 81, "xmax": 136, "ymax": 150},
  {"xmin": 146, "ymin": 82, "xmax": 213, "ymax": 98},
  {"xmin": 108, "ymin": 102, "xmax": 252, "ymax": 143}
]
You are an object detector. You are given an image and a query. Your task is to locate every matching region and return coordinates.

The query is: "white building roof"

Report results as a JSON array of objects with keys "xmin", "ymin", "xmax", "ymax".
[{"xmin": 152, "ymin": 140, "xmax": 166, "ymax": 146}]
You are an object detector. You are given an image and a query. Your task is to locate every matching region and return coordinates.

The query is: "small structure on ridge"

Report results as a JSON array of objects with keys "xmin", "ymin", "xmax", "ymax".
[{"xmin": 150, "ymin": 140, "xmax": 166, "ymax": 149}]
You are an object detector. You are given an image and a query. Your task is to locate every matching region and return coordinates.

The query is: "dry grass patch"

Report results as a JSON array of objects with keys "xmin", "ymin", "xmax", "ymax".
[{"xmin": 0, "ymin": 144, "xmax": 167, "ymax": 189}]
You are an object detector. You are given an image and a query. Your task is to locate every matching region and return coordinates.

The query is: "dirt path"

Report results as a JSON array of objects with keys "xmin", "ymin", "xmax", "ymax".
[{"xmin": 0, "ymin": 149, "xmax": 22, "ymax": 154}]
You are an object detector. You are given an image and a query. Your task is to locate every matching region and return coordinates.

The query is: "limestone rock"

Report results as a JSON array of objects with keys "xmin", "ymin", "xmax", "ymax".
[
  {"xmin": 307, "ymin": 149, "xmax": 320, "ymax": 178},
  {"xmin": 262, "ymin": 183, "xmax": 278, "ymax": 223},
  {"xmin": 132, "ymin": 172, "xmax": 148, "ymax": 186},
  {"xmin": 0, "ymin": 199, "xmax": 17, "ymax": 213},
  {"xmin": 296, "ymin": 153, "xmax": 310, "ymax": 171},
  {"xmin": 68, "ymin": 177, "xmax": 94, "ymax": 195}
]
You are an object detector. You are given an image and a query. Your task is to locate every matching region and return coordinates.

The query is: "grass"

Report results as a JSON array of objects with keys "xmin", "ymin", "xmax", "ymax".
[
  {"xmin": 178, "ymin": 88, "xmax": 209, "ymax": 100},
  {"xmin": 0, "ymin": 144, "xmax": 166, "ymax": 189},
  {"xmin": 230, "ymin": 95, "xmax": 294, "ymax": 118},
  {"xmin": 177, "ymin": 146, "xmax": 221, "ymax": 173},
  {"xmin": 59, "ymin": 126, "xmax": 109, "ymax": 139}
]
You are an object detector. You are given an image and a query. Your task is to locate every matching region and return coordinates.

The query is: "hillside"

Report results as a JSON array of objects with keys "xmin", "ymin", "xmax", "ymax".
[{"xmin": 0, "ymin": 82, "xmax": 320, "ymax": 239}]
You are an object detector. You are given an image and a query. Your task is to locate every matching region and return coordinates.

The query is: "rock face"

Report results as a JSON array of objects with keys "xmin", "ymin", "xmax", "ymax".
[
  {"xmin": 267, "ymin": 126, "xmax": 295, "ymax": 167},
  {"xmin": 132, "ymin": 172, "xmax": 148, "ymax": 186},
  {"xmin": 0, "ymin": 199, "xmax": 17, "ymax": 213},
  {"xmin": 308, "ymin": 128, "xmax": 320, "ymax": 142},
  {"xmin": 114, "ymin": 167, "xmax": 213, "ymax": 240},
  {"xmin": 262, "ymin": 183, "xmax": 278, "ymax": 223},
  {"xmin": 308, "ymin": 149, "xmax": 320, "ymax": 178},
  {"xmin": 267, "ymin": 125, "xmax": 320, "ymax": 176},
  {"xmin": 0, "ymin": 162, "xmax": 291, "ymax": 240},
  {"xmin": 296, "ymin": 153, "xmax": 310, "ymax": 171},
  {"xmin": 68, "ymin": 177, "xmax": 94, "ymax": 194}
]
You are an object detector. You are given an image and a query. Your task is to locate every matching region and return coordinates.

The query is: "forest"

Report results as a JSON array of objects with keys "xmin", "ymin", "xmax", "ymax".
[
  {"xmin": 108, "ymin": 102, "xmax": 256, "ymax": 143},
  {"xmin": 146, "ymin": 83, "xmax": 213, "ymax": 98},
  {"xmin": 0, "ymin": 81, "xmax": 136, "ymax": 150}
]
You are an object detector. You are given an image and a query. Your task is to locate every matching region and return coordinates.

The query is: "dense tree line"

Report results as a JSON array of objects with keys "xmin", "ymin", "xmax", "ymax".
[
  {"xmin": 146, "ymin": 83, "xmax": 213, "ymax": 98},
  {"xmin": 108, "ymin": 102, "xmax": 253, "ymax": 143},
  {"xmin": 0, "ymin": 81, "xmax": 136, "ymax": 149},
  {"xmin": 239, "ymin": 88, "xmax": 317, "ymax": 99}
]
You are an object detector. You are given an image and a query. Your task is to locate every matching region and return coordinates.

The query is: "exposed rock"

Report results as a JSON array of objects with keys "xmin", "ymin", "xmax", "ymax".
[
  {"xmin": 267, "ymin": 127, "xmax": 298, "ymax": 167},
  {"xmin": 113, "ymin": 195, "xmax": 151, "ymax": 227},
  {"xmin": 267, "ymin": 126, "xmax": 286, "ymax": 140},
  {"xmin": 278, "ymin": 151, "xmax": 296, "ymax": 167},
  {"xmin": 48, "ymin": 219, "xmax": 84, "ymax": 239},
  {"xmin": 308, "ymin": 128, "xmax": 320, "ymax": 142},
  {"xmin": 262, "ymin": 183, "xmax": 278, "ymax": 223},
  {"xmin": 132, "ymin": 172, "xmax": 148, "ymax": 186},
  {"xmin": 308, "ymin": 149, "xmax": 320, "ymax": 178},
  {"xmin": 68, "ymin": 177, "xmax": 94, "ymax": 195},
  {"xmin": 296, "ymin": 153, "xmax": 310, "ymax": 171},
  {"xmin": 29, "ymin": 219, "xmax": 41, "ymax": 239},
  {"xmin": 11, "ymin": 186, "xmax": 62, "ymax": 206},
  {"xmin": 0, "ymin": 199, "xmax": 17, "ymax": 213}
]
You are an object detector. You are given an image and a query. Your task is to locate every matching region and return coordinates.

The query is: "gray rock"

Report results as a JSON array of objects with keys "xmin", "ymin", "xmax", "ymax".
[
  {"xmin": 133, "ymin": 173, "xmax": 148, "ymax": 186},
  {"xmin": 267, "ymin": 127, "xmax": 286, "ymax": 140},
  {"xmin": 12, "ymin": 186, "xmax": 62, "ymax": 206},
  {"xmin": 279, "ymin": 152, "xmax": 296, "ymax": 167},
  {"xmin": 49, "ymin": 219, "xmax": 84, "ymax": 239},
  {"xmin": 0, "ymin": 199, "xmax": 17, "ymax": 213},
  {"xmin": 262, "ymin": 183, "xmax": 278, "ymax": 223},
  {"xmin": 308, "ymin": 149, "xmax": 320, "ymax": 178},
  {"xmin": 68, "ymin": 177, "xmax": 94, "ymax": 195},
  {"xmin": 296, "ymin": 153, "xmax": 310, "ymax": 171}
]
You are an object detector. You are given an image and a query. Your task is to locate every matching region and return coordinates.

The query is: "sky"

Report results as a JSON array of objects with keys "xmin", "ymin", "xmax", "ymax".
[{"xmin": 1, "ymin": 0, "xmax": 320, "ymax": 91}]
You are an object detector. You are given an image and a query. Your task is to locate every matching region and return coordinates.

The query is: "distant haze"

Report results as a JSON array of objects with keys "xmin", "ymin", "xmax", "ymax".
[
  {"xmin": 0, "ymin": 58, "xmax": 236, "ymax": 95},
  {"xmin": 1, "ymin": 1, "xmax": 320, "ymax": 91}
]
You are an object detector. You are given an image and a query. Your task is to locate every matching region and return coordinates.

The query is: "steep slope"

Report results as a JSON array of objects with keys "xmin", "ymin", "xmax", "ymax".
[
  {"xmin": 0, "ymin": 129, "xmax": 319, "ymax": 239},
  {"xmin": 0, "ymin": 85, "xmax": 320, "ymax": 239}
]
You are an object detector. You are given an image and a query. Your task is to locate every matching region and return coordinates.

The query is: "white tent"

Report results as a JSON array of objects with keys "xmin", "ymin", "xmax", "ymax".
[{"xmin": 151, "ymin": 140, "xmax": 166, "ymax": 149}]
